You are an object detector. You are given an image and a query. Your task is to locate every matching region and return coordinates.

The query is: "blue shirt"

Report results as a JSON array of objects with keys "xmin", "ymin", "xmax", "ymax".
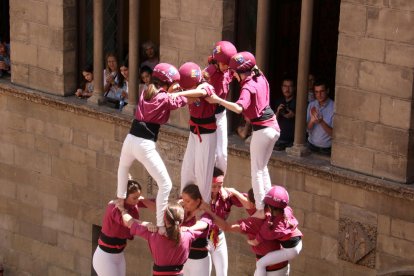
[{"xmin": 307, "ymin": 98, "xmax": 334, "ymax": 148}]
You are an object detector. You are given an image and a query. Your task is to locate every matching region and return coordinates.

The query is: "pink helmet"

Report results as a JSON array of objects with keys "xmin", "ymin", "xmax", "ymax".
[
  {"xmin": 229, "ymin": 51, "xmax": 256, "ymax": 72},
  {"xmin": 212, "ymin": 41, "xmax": 237, "ymax": 65},
  {"xmin": 179, "ymin": 62, "xmax": 202, "ymax": 89},
  {"xmin": 264, "ymin": 186, "xmax": 289, "ymax": 209},
  {"xmin": 202, "ymin": 64, "xmax": 218, "ymax": 80},
  {"xmin": 152, "ymin": 63, "xmax": 180, "ymax": 85}
]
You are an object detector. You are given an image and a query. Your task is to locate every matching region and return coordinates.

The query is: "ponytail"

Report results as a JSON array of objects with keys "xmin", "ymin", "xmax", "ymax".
[
  {"xmin": 164, "ymin": 203, "xmax": 185, "ymax": 245},
  {"xmin": 143, "ymin": 83, "xmax": 158, "ymax": 101},
  {"xmin": 251, "ymin": 65, "xmax": 261, "ymax": 79}
]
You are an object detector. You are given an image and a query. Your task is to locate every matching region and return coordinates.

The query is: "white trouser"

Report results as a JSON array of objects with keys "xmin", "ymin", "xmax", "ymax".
[
  {"xmin": 208, "ymin": 231, "xmax": 228, "ymax": 276},
  {"xmin": 266, "ymin": 264, "xmax": 290, "ymax": 276},
  {"xmin": 250, "ymin": 127, "xmax": 279, "ymax": 210},
  {"xmin": 215, "ymin": 110, "xmax": 228, "ymax": 175},
  {"xmin": 92, "ymin": 246, "xmax": 126, "ymax": 276},
  {"xmin": 254, "ymin": 241, "xmax": 302, "ymax": 276},
  {"xmin": 181, "ymin": 132, "xmax": 217, "ymax": 202},
  {"xmin": 183, "ymin": 254, "xmax": 212, "ymax": 276},
  {"xmin": 117, "ymin": 134, "xmax": 172, "ymax": 226}
]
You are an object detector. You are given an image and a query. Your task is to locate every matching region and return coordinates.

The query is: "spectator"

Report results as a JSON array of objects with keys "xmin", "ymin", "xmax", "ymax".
[
  {"xmin": 118, "ymin": 59, "xmax": 129, "ymax": 110},
  {"xmin": 0, "ymin": 42, "xmax": 10, "ymax": 77},
  {"xmin": 274, "ymin": 76, "xmax": 296, "ymax": 151},
  {"xmin": 103, "ymin": 53, "xmax": 124, "ymax": 108},
  {"xmin": 307, "ymin": 73, "xmax": 315, "ymax": 103},
  {"xmin": 140, "ymin": 41, "xmax": 159, "ymax": 70},
  {"xmin": 75, "ymin": 64, "xmax": 94, "ymax": 98},
  {"xmin": 306, "ymin": 78, "xmax": 334, "ymax": 155}
]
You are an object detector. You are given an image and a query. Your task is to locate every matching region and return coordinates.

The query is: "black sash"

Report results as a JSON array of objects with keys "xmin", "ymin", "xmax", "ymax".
[{"xmin": 129, "ymin": 119, "xmax": 161, "ymax": 142}]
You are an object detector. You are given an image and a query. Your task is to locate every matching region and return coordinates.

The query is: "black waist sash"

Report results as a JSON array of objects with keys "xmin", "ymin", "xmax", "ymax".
[
  {"xmin": 251, "ymin": 106, "xmax": 275, "ymax": 131},
  {"xmin": 129, "ymin": 119, "xmax": 161, "ymax": 142},
  {"xmin": 189, "ymin": 116, "xmax": 216, "ymax": 135}
]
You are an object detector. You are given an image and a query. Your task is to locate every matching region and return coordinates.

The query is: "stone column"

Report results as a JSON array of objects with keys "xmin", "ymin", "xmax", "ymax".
[
  {"xmin": 123, "ymin": 0, "xmax": 140, "ymax": 115},
  {"xmin": 88, "ymin": 0, "xmax": 105, "ymax": 105},
  {"xmin": 255, "ymin": 0, "xmax": 270, "ymax": 74},
  {"xmin": 286, "ymin": 0, "xmax": 313, "ymax": 157}
]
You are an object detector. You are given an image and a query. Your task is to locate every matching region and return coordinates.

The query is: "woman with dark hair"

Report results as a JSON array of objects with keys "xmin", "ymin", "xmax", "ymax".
[
  {"xmin": 181, "ymin": 184, "xmax": 213, "ymax": 276},
  {"xmin": 92, "ymin": 180, "xmax": 143, "ymax": 276}
]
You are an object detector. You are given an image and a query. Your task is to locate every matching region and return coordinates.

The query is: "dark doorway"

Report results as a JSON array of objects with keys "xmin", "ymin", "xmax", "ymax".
[
  {"xmin": 0, "ymin": 1, "xmax": 10, "ymax": 44},
  {"xmin": 268, "ymin": 0, "xmax": 341, "ymax": 106},
  {"xmin": 77, "ymin": 0, "xmax": 160, "ymax": 86}
]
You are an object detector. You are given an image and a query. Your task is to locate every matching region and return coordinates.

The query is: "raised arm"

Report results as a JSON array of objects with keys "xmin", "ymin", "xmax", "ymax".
[{"xmin": 226, "ymin": 187, "xmax": 255, "ymax": 210}]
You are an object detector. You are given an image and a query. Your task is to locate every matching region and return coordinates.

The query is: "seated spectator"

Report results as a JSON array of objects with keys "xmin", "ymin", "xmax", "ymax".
[
  {"xmin": 0, "ymin": 42, "xmax": 10, "ymax": 77},
  {"xmin": 75, "ymin": 64, "xmax": 94, "ymax": 98},
  {"xmin": 103, "ymin": 52, "xmax": 124, "ymax": 108},
  {"xmin": 140, "ymin": 41, "xmax": 159, "ymax": 70},
  {"xmin": 306, "ymin": 78, "xmax": 334, "ymax": 155},
  {"xmin": 274, "ymin": 76, "xmax": 296, "ymax": 151},
  {"xmin": 118, "ymin": 59, "xmax": 129, "ymax": 110},
  {"xmin": 307, "ymin": 73, "xmax": 315, "ymax": 103}
]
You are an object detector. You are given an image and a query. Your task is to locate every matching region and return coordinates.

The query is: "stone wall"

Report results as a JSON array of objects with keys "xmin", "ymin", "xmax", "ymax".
[
  {"xmin": 332, "ymin": 0, "xmax": 414, "ymax": 183},
  {"xmin": 9, "ymin": 0, "xmax": 77, "ymax": 96},
  {"xmin": 1, "ymin": 84, "xmax": 414, "ymax": 275}
]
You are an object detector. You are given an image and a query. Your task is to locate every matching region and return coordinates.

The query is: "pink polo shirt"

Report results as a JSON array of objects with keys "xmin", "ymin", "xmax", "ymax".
[
  {"xmin": 101, "ymin": 202, "xmax": 140, "ymax": 240},
  {"xmin": 255, "ymin": 206, "xmax": 303, "ymax": 243},
  {"xmin": 135, "ymin": 89, "xmax": 187, "ymax": 124},
  {"xmin": 208, "ymin": 68, "xmax": 233, "ymax": 100},
  {"xmin": 130, "ymin": 222, "xmax": 202, "ymax": 266},
  {"xmin": 187, "ymin": 83, "xmax": 217, "ymax": 119},
  {"xmin": 238, "ymin": 216, "xmax": 281, "ymax": 256}
]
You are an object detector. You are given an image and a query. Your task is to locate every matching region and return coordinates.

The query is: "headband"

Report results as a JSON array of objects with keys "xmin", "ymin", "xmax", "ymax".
[{"xmin": 212, "ymin": 175, "xmax": 224, "ymax": 184}]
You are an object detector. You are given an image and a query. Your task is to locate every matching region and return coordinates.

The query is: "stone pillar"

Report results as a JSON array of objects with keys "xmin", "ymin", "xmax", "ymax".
[
  {"xmin": 9, "ymin": 1, "xmax": 77, "ymax": 95},
  {"xmin": 255, "ymin": 0, "xmax": 270, "ymax": 74},
  {"xmin": 88, "ymin": 0, "xmax": 105, "ymax": 105},
  {"xmin": 331, "ymin": 1, "xmax": 414, "ymax": 183},
  {"xmin": 286, "ymin": 0, "xmax": 313, "ymax": 157},
  {"xmin": 123, "ymin": 0, "xmax": 140, "ymax": 115}
]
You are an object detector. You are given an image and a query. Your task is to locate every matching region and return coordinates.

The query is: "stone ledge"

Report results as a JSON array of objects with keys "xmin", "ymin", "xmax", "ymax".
[{"xmin": 1, "ymin": 80, "xmax": 413, "ymax": 201}]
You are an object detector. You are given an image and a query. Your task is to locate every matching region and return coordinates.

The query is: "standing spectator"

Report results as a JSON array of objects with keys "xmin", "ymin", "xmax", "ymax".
[
  {"xmin": 306, "ymin": 78, "xmax": 334, "ymax": 155},
  {"xmin": 274, "ymin": 76, "xmax": 296, "ymax": 151},
  {"xmin": 140, "ymin": 41, "xmax": 159, "ymax": 70},
  {"xmin": 118, "ymin": 59, "xmax": 129, "ymax": 110},
  {"xmin": 139, "ymin": 65, "xmax": 153, "ymax": 95},
  {"xmin": 307, "ymin": 73, "xmax": 315, "ymax": 103}
]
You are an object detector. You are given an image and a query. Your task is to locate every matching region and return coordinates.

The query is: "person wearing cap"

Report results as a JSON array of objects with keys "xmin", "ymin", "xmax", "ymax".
[
  {"xmin": 173, "ymin": 62, "xmax": 218, "ymax": 203},
  {"xmin": 117, "ymin": 63, "xmax": 187, "ymax": 234},
  {"xmin": 206, "ymin": 52, "xmax": 280, "ymax": 219},
  {"xmin": 200, "ymin": 189, "xmax": 289, "ymax": 276},
  {"xmin": 203, "ymin": 41, "xmax": 237, "ymax": 175},
  {"xmin": 248, "ymin": 186, "xmax": 303, "ymax": 276},
  {"xmin": 207, "ymin": 167, "xmax": 246, "ymax": 276}
]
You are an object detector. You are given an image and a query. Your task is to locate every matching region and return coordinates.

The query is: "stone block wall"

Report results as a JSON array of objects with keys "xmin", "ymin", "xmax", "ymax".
[
  {"xmin": 332, "ymin": 0, "xmax": 414, "ymax": 183},
  {"xmin": 1, "ymin": 85, "xmax": 414, "ymax": 275},
  {"xmin": 9, "ymin": 0, "xmax": 77, "ymax": 96},
  {"xmin": 159, "ymin": 0, "xmax": 234, "ymax": 129}
]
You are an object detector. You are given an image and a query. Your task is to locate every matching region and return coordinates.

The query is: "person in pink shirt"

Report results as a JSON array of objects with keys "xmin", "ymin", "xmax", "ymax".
[
  {"xmin": 206, "ymin": 52, "xmax": 280, "ymax": 219},
  {"xmin": 173, "ymin": 62, "xmax": 218, "ymax": 203},
  {"xmin": 117, "ymin": 63, "xmax": 186, "ymax": 232},
  {"xmin": 180, "ymin": 184, "xmax": 213, "ymax": 276},
  {"xmin": 248, "ymin": 186, "xmax": 303, "ymax": 276},
  {"xmin": 207, "ymin": 167, "xmax": 247, "ymax": 276},
  {"xmin": 93, "ymin": 180, "xmax": 144, "ymax": 276},
  {"xmin": 203, "ymin": 41, "xmax": 237, "ymax": 175},
  {"xmin": 201, "ymin": 193, "xmax": 289, "ymax": 276},
  {"xmin": 118, "ymin": 202, "xmax": 203, "ymax": 276}
]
